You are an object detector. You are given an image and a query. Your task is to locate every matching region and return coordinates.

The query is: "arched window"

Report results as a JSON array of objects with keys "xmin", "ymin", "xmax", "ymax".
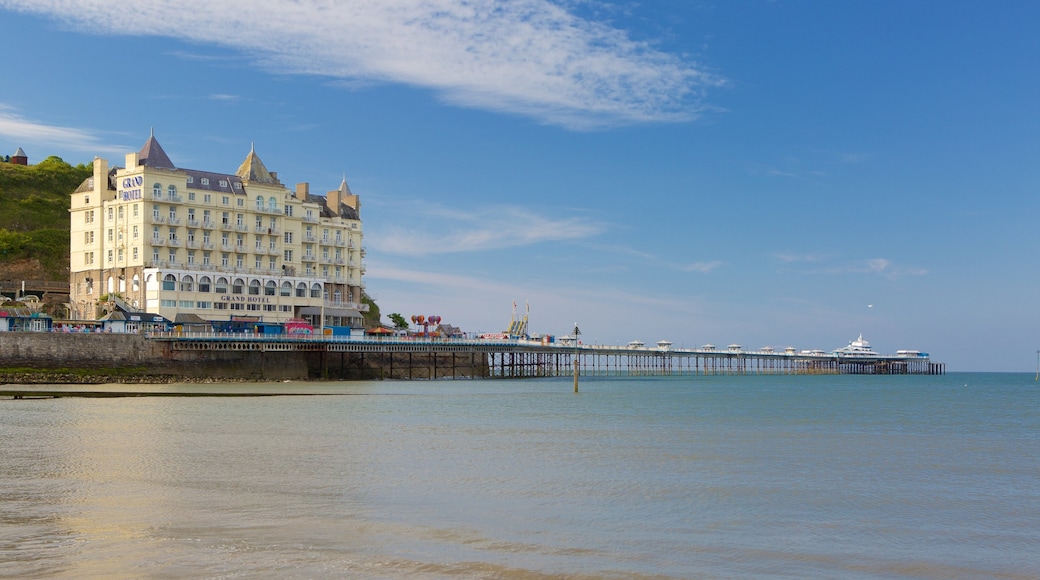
[
  {"xmin": 198, "ymin": 276, "xmax": 212, "ymax": 292},
  {"xmin": 268, "ymin": 196, "xmax": 277, "ymax": 212},
  {"xmin": 153, "ymin": 183, "xmax": 162, "ymax": 197},
  {"xmin": 132, "ymin": 274, "xmax": 140, "ymax": 292},
  {"xmin": 280, "ymin": 281, "xmax": 292, "ymax": 297},
  {"xmin": 333, "ymin": 289, "xmax": 341, "ymax": 302},
  {"xmin": 296, "ymin": 282, "xmax": 307, "ymax": 298},
  {"xmin": 163, "ymin": 274, "xmax": 176, "ymax": 291},
  {"xmin": 180, "ymin": 275, "xmax": 194, "ymax": 292},
  {"xmin": 255, "ymin": 195, "xmax": 264, "ymax": 211},
  {"xmin": 248, "ymin": 280, "xmax": 261, "ymax": 295},
  {"xmin": 264, "ymin": 281, "xmax": 276, "ymax": 296},
  {"xmin": 215, "ymin": 277, "xmax": 228, "ymax": 293},
  {"xmin": 232, "ymin": 278, "xmax": 245, "ymax": 294},
  {"xmin": 108, "ymin": 276, "xmax": 115, "ymax": 294},
  {"xmin": 168, "ymin": 184, "xmax": 177, "ymax": 198},
  {"xmin": 310, "ymin": 283, "xmax": 322, "ymax": 298}
]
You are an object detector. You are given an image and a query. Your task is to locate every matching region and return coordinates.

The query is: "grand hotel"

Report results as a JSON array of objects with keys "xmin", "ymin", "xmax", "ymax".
[{"xmin": 69, "ymin": 134, "xmax": 367, "ymax": 329}]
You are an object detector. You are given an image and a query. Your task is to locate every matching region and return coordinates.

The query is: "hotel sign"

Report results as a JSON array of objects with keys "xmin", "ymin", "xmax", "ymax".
[
  {"xmin": 219, "ymin": 295, "xmax": 272, "ymax": 304},
  {"xmin": 119, "ymin": 175, "xmax": 144, "ymax": 201}
]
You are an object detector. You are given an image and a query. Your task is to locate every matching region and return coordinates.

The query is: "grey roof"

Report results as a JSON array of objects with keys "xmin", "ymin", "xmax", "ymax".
[
  {"xmin": 138, "ymin": 135, "xmax": 176, "ymax": 169},
  {"xmin": 13, "ymin": 147, "xmax": 26, "ymax": 158},
  {"xmin": 185, "ymin": 169, "xmax": 245, "ymax": 195}
]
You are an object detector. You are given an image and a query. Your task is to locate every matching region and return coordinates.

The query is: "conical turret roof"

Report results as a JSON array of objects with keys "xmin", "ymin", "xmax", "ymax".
[
  {"xmin": 235, "ymin": 143, "xmax": 278, "ymax": 184},
  {"xmin": 138, "ymin": 132, "xmax": 175, "ymax": 169}
]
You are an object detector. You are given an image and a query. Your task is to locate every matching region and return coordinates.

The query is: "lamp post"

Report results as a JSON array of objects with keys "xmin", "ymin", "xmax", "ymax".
[{"xmin": 573, "ymin": 322, "xmax": 581, "ymax": 393}]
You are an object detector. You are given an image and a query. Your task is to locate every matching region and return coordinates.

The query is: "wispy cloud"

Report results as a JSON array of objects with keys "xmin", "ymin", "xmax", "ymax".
[
  {"xmin": 0, "ymin": 106, "xmax": 127, "ymax": 155},
  {"xmin": 775, "ymin": 253, "xmax": 927, "ymax": 279},
  {"xmin": 367, "ymin": 201, "xmax": 604, "ymax": 255},
  {"xmin": 0, "ymin": 0, "xmax": 723, "ymax": 129},
  {"xmin": 679, "ymin": 261, "xmax": 722, "ymax": 273}
]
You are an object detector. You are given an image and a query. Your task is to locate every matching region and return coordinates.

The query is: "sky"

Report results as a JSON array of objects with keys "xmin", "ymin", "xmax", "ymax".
[{"xmin": 1, "ymin": 1, "xmax": 1038, "ymax": 371}]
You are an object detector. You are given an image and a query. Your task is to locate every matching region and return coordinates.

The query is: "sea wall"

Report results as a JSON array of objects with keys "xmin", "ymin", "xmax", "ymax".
[{"xmin": 0, "ymin": 333, "xmax": 490, "ymax": 382}]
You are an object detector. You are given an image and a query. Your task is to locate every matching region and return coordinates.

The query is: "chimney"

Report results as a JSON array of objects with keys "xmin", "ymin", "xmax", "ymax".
[
  {"xmin": 326, "ymin": 188, "xmax": 342, "ymax": 215},
  {"xmin": 125, "ymin": 152, "xmax": 139, "ymax": 167},
  {"xmin": 295, "ymin": 182, "xmax": 309, "ymax": 199}
]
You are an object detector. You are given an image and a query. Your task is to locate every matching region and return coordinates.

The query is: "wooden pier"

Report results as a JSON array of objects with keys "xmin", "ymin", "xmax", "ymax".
[{"xmin": 149, "ymin": 334, "xmax": 945, "ymax": 379}]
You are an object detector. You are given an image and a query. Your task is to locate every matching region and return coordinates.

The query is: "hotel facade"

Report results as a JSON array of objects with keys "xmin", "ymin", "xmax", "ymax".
[{"xmin": 69, "ymin": 134, "xmax": 367, "ymax": 328}]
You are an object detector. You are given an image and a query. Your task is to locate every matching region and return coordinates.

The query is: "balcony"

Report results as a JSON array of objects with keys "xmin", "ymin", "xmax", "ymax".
[
  {"xmin": 168, "ymin": 217, "xmax": 182, "ymax": 226},
  {"xmin": 168, "ymin": 195, "xmax": 183, "ymax": 203},
  {"xmin": 168, "ymin": 239, "xmax": 181, "ymax": 247},
  {"xmin": 186, "ymin": 219, "xmax": 200, "ymax": 227},
  {"xmin": 302, "ymin": 253, "xmax": 317, "ymax": 262},
  {"xmin": 151, "ymin": 237, "xmax": 166, "ymax": 247},
  {"xmin": 186, "ymin": 240, "xmax": 200, "ymax": 250},
  {"xmin": 220, "ymin": 222, "xmax": 234, "ymax": 231},
  {"xmin": 235, "ymin": 224, "xmax": 249, "ymax": 232},
  {"xmin": 334, "ymin": 258, "xmax": 345, "ymax": 265},
  {"xmin": 202, "ymin": 220, "xmax": 216, "ymax": 229},
  {"xmin": 303, "ymin": 215, "xmax": 318, "ymax": 223},
  {"xmin": 334, "ymin": 238, "xmax": 346, "ymax": 247},
  {"xmin": 150, "ymin": 215, "xmax": 166, "ymax": 224},
  {"xmin": 203, "ymin": 242, "xmax": 215, "ymax": 250},
  {"xmin": 303, "ymin": 234, "xmax": 317, "ymax": 243}
]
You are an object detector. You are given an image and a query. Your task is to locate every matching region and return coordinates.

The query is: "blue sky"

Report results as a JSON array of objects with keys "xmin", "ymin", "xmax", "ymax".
[{"xmin": 1, "ymin": 1, "xmax": 1038, "ymax": 371}]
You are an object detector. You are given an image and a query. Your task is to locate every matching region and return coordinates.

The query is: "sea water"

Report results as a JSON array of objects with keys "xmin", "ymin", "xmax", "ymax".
[{"xmin": 1, "ymin": 373, "xmax": 1037, "ymax": 579}]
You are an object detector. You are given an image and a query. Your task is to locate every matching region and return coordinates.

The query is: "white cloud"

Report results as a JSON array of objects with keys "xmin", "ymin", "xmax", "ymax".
[
  {"xmin": 0, "ymin": 0, "xmax": 722, "ymax": 129},
  {"xmin": 367, "ymin": 202, "xmax": 604, "ymax": 255},
  {"xmin": 0, "ymin": 106, "xmax": 127, "ymax": 155}
]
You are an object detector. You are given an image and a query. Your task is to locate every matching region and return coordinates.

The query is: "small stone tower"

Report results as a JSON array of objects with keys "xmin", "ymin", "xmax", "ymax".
[{"xmin": 10, "ymin": 147, "xmax": 28, "ymax": 165}]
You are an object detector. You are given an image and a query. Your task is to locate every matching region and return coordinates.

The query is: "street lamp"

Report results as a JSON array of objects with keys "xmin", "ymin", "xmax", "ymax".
[{"xmin": 573, "ymin": 322, "xmax": 581, "ymax": 393}]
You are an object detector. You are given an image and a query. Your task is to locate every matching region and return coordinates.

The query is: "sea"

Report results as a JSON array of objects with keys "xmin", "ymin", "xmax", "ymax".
[{"xmin": 1, "ymin": 372, "xmax": 1037, "ymax": 579}]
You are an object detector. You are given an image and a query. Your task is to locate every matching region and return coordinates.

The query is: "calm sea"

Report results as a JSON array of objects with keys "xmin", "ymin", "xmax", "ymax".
[{"xmin": 1, "ymin": 373, "xmax": 1037, "ymax": 579}]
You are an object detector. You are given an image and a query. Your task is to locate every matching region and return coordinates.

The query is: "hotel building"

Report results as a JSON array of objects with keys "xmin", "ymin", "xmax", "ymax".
[{"xmin": 69, "ymin": 134, "xmax": 367, "ymax": 328}]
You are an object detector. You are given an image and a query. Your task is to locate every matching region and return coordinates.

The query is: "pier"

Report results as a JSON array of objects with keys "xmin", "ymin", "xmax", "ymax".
[{"xmin": 148, "ymin": 334, "xmax": 945, "ymax": 379}]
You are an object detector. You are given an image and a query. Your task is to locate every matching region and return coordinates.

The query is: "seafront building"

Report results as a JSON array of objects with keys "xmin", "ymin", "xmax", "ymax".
[{"xmin": 68, "ymin": 134, "xmax": 366, "ymax": 329}]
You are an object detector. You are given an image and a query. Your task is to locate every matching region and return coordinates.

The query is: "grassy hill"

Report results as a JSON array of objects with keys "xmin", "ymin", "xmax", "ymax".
[{"xmin": 0, "ymin": 157, "xmax": 91, "ymax": 281}]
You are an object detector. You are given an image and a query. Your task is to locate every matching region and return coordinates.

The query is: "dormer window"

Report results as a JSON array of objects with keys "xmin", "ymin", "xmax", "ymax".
[
  {"xmin": 233, "ymin": 182, "xmax": 242, "ymax": 190},
  {"xmin": 201, "ymin": 177, "xmax": 210, "ymax": 186},
  {"xmin": 219, "ymin": 180, "xmax": 228, "ymax": 188},
  {"xmin": 186, "ymin": 176, "xmax": 194, "ymax": 184}
]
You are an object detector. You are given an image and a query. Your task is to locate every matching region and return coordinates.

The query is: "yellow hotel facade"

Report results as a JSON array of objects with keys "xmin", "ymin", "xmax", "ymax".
[{"xmin": 69, "ymin": 134, "xmax": 367, "ymax": 328}]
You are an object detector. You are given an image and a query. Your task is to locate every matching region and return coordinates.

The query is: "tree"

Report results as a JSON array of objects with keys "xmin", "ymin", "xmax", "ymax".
[{"xmin": 388, "ymin": 313, "xmax": 409, "ymax": 330}]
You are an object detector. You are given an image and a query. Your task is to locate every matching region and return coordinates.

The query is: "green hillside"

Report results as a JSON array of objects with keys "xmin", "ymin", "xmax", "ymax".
[{"xmin": 0, "ymin": 157, "xmax": 90, "ymax": 280}]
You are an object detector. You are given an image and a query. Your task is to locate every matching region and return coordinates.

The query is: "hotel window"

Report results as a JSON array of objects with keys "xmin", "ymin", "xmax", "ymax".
[
  {"xmin": 236, "ymin": 234, "xmax": 244, "ymax": 248},
  {"xmin": 269, "ymin": 217, "xmax": 277, "ymax": 229},
  {"xmin": 221, "ymin": 253, "xmax": 229, "ymax": 267},
  {"xmin": 186, "ymin": 176, "xmax": 194, "ymax": 184},
  {"xmin": 85, "ymin": 210, "xmax": 94, "ymax": 223},
  {"xmin": 199, "ymin": 276, "xmax": 211, "ymax": 292},
  {"xmin": 168, "ymin": 227, "xmax": 177, "ymax": 242},
  {"xmin": 153, "ymin": 205, "xmax": 160, "ymax": 219},
  {"xmin": 283, "ymin": 249, "xmax": 293, "ymax": 262},
  {"xmin": 232, "ymin": 278, "xmax": 244, "ymax": 294},
  {"xmin": 168, "ymin": 250, "xmax": 176, "ymax": 264},
  {"xmin": 118, "ymin": 229, "xmax": 123, "ymax": 241},
  {"xmin": 255, "ymin": 256, "xmax": 262, "ymax": 269},
  {"xmin": 153, "ymin": 249, "xmax": 160, "ymax": 263},
  {"xmin": 221, "ymin": 233, "xmax": 230, "ymax": 247},
  {"xmin": 179, "ymin": 301, "xmax": 194, "ymax": 309},
  {"xmin": 187, "ymin": 251, "xmax": 195, "ymax": 265},
  {"xmin": 168, "ymin": 184, "xmax": 177, "ymax": 198},
  {"xmin": 161, "ymin": 299, "xmax": 176, "ymax": 308},
  {"xmin": 169, "ymin": 206, "xmax": 177, "ymax": 220},
  {"xmin": 188, "ymin": 208, "xmax": 195, "ymax": 221},
  {"xmin": 237, "ymin": 198, "xmax": 243, "ymax": 207},
  {"xmin": 268, "ymin": 257, "xmax": 276, "ymax": 271},
  {"xmin": 236, "ymin": 214, "xmax": 244, "ymax": 226},
  {"xmin": 255, "ymin": 237, "xmax": 263, "ymax": 251},
  {"xmin": 284, "ymin": 204, "xmax": 293, "ymax": 217},
  {"xmin": 118, "ymin": 248, "xmax": 123, "ymax": 262},
  {"xmin": 296, "ymin": 283, "xmax": 307, "ymax": 297},
  {"xmin": 107, "ymin": 229, "xmax": 113, "ymax": 242},
  {"xmin": 264, "ymin": 281, "xmax": 276, "ymax": 296},
  {"xmin": 180, "ymin": 276, "xmax": 194, "ymax": 292},
  {"xmin": 162, "ymin": 275, "xmax": 176, "ymax": 291},
  {"xmin": 221, "ymin": 195, "xmax": 228, "ymax": 205},
  {"xmin": 188, "ymin": 191, "xmax": 195, "ymax": 201},
  {"xmin": 222, "ymin": 211, "xmax": 230, "ymax": 225},
  {"xmin": 118, "ymin": 206, "xmax": 124, "ymax": 219},
  {"xmin": 284, "ymin": 232, "xmax": 293, "ymax": 244},
  {"xmin": 236, "ymin": 255, "xmax": 244, "ymax": 268},
  {"xmin": 197, "ymin": 302, "xmax": 210, "ymax": 309},
  {"xmin": 85, "ymin": 195, "xmax": 90, "ymax": 204},
  {"xmin": 132, "ymin": 247, "xmax": 138, "ymax": 260},
  {"xmin": 203, "ymin": 209, "xmax": 211, "ymax": 223},
  {"xmin": 202, "ymin": 251, "xmax": 211, "ymax": 266},
  {"xmin": 215, "ymin": 277, "xmax": 228, "ymax": 293},
  {"xmin": 220, "ymin": 180, "xmax": 228, "ymax": 188},
  {"xmin": 234, "ymin": 182, "xmax": 241, "ymax": 191},
  {"xmin": 269, "ymin": 238, "xmax": 277, "ymax": 251},
  {"xmin": 204, "ymin": 194, "xmax": 211, "ymax": 204},
  {"xmin": 248, "ymin": 280, "xmax": 260, "ymax": 295},
  {"xmin": 310, "ymin": 283, "xmax": 322, "ymax": 298},
  {"xmin": 153, "ymin": 183, "xmax": 162, "ymax": 197},
  {"xmin": 255, "ymin": 196, "xmax": 264, "ymax": 210},
  {"xmin": 187, "ymin": 230, "xmax": 196, "ymax": 243},
  {"xmin": 256, "ymin": 216, "xmax": 263, "ymax": 229},
  {"xmin": 133, "ymin": 204, "xmax": 139, "ymax": 218},
  {"xmin": 84, "ymin": 231, "xmax": 93, "ymax": 244},
  {"xmin": 108, "ymin": 207, "xmax": 114, "ymax": 220},
  {"xmin": 132, "ymin": 225, "xmax": 139, "ymax": 240},
  {"xmin": 202, "ymin": 178, "xmax": 210, "ymax": 186},
  {"xmin": 280, "ymin": 281, "xmax": 292, "ymax": 297}
]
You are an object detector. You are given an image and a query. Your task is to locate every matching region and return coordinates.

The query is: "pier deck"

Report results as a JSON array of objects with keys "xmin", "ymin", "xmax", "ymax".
[{"xmin": 147, "ymin": 334, "xmax": 946, "ymax": 379}]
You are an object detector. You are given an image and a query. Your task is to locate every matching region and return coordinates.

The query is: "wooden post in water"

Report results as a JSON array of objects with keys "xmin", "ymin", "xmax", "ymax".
[{"xmin": 573, "ymin": 323, "xmax": 581, "ymax": 393}]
